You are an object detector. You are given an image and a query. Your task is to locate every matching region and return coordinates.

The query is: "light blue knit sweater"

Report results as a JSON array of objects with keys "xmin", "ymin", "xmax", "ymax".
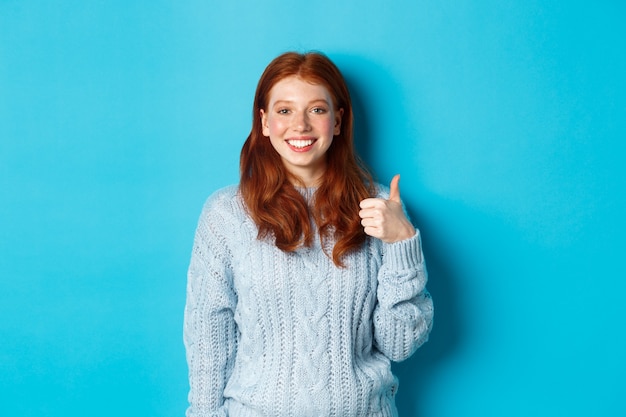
[{"xmin": 184, "ymin": 185, "xmax": 433, "ymax": 417}]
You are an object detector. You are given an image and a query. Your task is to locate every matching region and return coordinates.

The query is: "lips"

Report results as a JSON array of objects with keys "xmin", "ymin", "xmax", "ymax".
[{"xmin": 286, "ymin": 138, "xmax": 316, "ymax": 151}]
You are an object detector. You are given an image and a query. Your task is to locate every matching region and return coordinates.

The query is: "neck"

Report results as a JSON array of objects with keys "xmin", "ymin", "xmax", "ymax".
[{"xmin": 287, "ymin": 168, "xmax": 326, "ymax": 188}]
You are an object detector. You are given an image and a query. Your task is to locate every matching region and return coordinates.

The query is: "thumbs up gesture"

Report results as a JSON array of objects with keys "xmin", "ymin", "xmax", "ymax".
[{"xmin": 359, "ymin": 175, "xmax": 416, "ymax": 243}]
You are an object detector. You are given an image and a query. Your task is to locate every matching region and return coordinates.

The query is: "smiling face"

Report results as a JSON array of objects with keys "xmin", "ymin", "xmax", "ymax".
[{"xmin": 260, "ymin": 76, "xmax": 343, "ymax": 186}]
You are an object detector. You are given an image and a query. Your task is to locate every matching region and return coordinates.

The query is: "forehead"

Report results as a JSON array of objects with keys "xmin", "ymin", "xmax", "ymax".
[{"xmin": 267, "ymin": 76, "xmax": 333, "ymax": 104}]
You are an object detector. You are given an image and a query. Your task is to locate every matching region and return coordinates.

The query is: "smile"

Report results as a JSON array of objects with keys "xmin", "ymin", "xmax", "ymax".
[{"xmin": 286, "ymin": 139, "xmax": 316, "ymax": 149}]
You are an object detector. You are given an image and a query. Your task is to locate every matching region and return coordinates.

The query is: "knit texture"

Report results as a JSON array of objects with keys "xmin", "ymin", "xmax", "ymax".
[{"xmin": 183, "ymin": 185, "xmax": 433, "ymax": 417}]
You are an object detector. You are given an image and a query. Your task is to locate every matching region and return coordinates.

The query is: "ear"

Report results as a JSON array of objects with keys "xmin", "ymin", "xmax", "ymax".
[
  {"xmin": 334, "ymin": 108, "xmax": 344, "ymax": 135},
  {"xmin": 260, "ymin": 109, "xmax": 270, "ymax": 137}
]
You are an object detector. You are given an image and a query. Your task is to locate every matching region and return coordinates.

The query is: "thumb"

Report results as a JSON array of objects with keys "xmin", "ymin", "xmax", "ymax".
[{"xmin": 388, "ymin": 174, "xmax": 401, "ymax": 202}]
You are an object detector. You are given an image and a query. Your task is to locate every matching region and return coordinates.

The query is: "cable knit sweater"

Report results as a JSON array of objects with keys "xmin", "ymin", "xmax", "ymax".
[{"xmin": 183, "ymin": 185, "xmax": 433, "ymax": 417}]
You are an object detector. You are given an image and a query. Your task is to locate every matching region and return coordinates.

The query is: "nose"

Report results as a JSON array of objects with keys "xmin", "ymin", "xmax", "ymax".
[{"xmin": 293, "ymin": 111, "xmax": 311, "ymax": 132}]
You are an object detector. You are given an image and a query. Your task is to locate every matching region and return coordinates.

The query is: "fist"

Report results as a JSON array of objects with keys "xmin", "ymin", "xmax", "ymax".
[{"xmin": 359, "ymin": 174, "xmax": 416, "ymax": 243}]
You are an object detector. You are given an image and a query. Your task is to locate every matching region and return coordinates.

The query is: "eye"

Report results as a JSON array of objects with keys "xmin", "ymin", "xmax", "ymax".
[
  {"xmin": 311, "ymin": 107, "xmax": 327, "ymax": 114},
  {"xmin": 277, "ymin": 108, "xmax": 290, "ymax": 115}
]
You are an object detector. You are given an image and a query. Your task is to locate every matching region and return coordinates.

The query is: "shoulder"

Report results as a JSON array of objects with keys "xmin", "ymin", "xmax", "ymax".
[
  {"xmin": 373, "ymin": 182, "xmax": 390, "ymax": 199},
  {"xmin": 192, "ymin": 185, "xmax": 251, "ymax": 253},
  {"xmin": 199, "ymin": 184, "xmax": 246, "ymax": 223},
  {"xmin": 203, "ymin": 184, "xmax": 241, "ymax": 209}
]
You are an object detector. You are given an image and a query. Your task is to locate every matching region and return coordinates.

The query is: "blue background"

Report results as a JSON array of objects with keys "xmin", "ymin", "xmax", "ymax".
[{"xmin": 1, "ymin": 1, "xmax": 625, "ymax": 416}]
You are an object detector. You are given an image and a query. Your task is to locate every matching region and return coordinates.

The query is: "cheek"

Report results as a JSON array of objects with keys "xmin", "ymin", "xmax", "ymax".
[
  {"xmin": 267, "ymin": 117, "xmax": 288, "ymax": 136},
  {"xmin": 319, "ymin": 118, "xmax": 335, "ymax": 134}
]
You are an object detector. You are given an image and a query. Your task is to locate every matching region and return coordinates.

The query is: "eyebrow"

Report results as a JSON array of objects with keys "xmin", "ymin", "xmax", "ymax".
[{"xmin": 271, "ymin": 99, "xmax": 331, "ymax": 106}]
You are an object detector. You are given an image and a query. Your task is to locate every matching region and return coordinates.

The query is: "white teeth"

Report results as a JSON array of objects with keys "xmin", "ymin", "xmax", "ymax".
[{"xmin": 287, "ymin": 139, "xmax": 314, "ymax": 148}]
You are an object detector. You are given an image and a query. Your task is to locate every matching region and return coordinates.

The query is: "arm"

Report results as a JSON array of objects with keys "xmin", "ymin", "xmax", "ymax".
[
  {"xmin": 183, "ymin": 201, "xmax": 238, "ymax": 417},
  {"xmin": 373, "ymin": 232, "xmax": 433, "ymax": 361},
  {"xmin": 359, "ymin": 175, "xmax": 434, "ymax": 361}
]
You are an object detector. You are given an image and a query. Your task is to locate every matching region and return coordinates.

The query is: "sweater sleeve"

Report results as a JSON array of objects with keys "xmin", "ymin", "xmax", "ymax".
[
  {"xmin": 183, "ymin": 198, "xmax": 239, "ymax": 417},
  {"xmin": 373, "ymin": 230, "xmax": 434, "ymax": 362}
]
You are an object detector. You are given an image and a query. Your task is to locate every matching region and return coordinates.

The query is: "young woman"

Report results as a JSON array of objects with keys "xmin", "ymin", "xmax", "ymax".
[{"xmin": 184, "ymin": 51, "xmax": 433, "ymax": 417}]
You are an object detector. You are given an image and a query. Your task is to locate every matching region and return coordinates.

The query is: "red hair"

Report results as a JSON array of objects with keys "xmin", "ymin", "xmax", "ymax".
[{"xmin": 240, "ymin": 51, "xmax": 375, "ymax": 267}]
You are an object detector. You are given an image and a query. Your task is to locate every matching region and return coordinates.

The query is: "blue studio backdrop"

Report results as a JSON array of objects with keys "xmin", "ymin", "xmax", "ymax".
[{"xmin": 1, "ymin": 1, "xmax": 625, "ymax": 416}]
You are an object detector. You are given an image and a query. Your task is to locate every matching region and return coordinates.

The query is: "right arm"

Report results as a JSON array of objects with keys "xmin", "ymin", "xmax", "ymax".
[{"xmin": 183, "ymin": 201, "xmax": 238, "ymax": 417}]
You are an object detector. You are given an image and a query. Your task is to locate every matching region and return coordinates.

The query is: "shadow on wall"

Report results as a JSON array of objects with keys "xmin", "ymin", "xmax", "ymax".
[
  {"xmin": 336, "ymin": 53, "xmax": 463, "ymax": 417},
  {"xmin": 333, "ymin": 54, "xmax": 375, "ymax": 176}
]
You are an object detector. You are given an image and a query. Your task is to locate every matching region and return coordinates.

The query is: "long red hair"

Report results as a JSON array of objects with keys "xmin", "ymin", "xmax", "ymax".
[{"xmin": 240, "ymin": 51, "xmax": 375, "ymax": 267}]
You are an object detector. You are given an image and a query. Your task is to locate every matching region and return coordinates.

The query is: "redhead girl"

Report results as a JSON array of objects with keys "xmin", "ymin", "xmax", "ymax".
[{"xmin": 184, "ymin": 52, "xmax": 433, "ymax": 417}]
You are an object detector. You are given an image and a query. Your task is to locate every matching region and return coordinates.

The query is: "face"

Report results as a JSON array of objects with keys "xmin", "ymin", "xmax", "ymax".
[{"xmin": 260, "ymin": 76, "xmax": 343, "ymax": 186}]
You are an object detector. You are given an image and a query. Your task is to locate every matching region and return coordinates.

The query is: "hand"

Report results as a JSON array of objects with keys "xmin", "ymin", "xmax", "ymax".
[{"xmin": 359, "ymin": 174, "xmax": 416, "ymax": 243}]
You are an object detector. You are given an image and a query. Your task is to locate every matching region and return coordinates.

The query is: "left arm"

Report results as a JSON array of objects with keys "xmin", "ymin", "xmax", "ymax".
[
  {"xmin": 373, "ymin": 232, "xmax": 433, "ymax": 361},
  {"xmin": 359, "ymin": 175, "xmax": 434, "ymax": 361}
]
